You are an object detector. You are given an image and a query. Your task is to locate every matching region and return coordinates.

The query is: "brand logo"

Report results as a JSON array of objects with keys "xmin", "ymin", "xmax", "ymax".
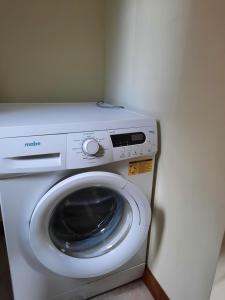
[{"xmin": 25, "ymin": 141, "xmax": 41, "ymax": 147}]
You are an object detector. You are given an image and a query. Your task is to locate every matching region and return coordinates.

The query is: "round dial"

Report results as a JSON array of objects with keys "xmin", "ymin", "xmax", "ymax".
[{"xmin": 82, "ymin": 138, "xmax": 100, "ymax": 156}]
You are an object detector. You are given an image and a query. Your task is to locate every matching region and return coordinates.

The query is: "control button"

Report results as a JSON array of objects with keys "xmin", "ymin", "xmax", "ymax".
[
  {"xmin": 120, "ymin": 153, "xmax": 126, "ymax": 159},
  {"xmin": 120, "ymin": 147, "xmax": 126, "ymax": 159},
  {"xmin": 82, "ymin": 139, "xmax": 100, "ymax": 156},
  {"xmin": 139, "ymin": 146, "xmax": 144, "ymax": 155},
  {"xmin": 132, "ymin": 146, "xmax": 138, "ymax": 156}
]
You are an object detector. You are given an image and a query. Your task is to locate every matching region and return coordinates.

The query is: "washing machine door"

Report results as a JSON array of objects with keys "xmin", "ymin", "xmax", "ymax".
[{"xmin": 29, "ymin": 171, "xmax": 151, "ymax": 278}]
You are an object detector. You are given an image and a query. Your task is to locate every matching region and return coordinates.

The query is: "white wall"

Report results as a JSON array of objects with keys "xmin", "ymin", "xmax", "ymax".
[
  {"xmin": 105, "ymin": 1, "xmax": 225, "ymax": 299},
  {"xmin": 0, "ymin": 0, "xmax": 104, "ymax": 102}
]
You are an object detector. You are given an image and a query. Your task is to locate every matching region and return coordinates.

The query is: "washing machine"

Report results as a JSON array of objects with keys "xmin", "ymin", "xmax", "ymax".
[{"xmin": 0, "ymin": 103, "xmax": 157, "ymax": 300}]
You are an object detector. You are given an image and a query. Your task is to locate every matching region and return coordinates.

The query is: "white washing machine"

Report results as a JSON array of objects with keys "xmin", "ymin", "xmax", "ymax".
[{"xmin": 0, "ymin": 103, "xmax": 157, "ymax": 300}]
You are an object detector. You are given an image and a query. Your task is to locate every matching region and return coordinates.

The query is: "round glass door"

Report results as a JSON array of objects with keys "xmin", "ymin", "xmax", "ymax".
[
  {"xmin": 29, "ymin": 171, "xmax": 150, "ymax": 278},
  {"xmin": 48, "ymin": 186, "xmax": 132, "ymax": 258}
]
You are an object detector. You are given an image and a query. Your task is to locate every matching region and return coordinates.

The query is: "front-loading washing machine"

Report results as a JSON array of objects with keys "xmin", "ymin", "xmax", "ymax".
[{"xmin": 0, "ymin": 103, "xmax": 157, "ymax": 300}]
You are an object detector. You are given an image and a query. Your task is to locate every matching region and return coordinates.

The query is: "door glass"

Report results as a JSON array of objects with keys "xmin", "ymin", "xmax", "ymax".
[{"xmin": 49, "ymin": 186, "xmax": 132, "ymax": 258}]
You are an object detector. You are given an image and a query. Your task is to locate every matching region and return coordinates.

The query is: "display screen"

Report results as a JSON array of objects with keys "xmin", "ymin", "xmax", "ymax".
[
  {"xmin": 111, "ymin": 132, "xmax": 146, "ymax": 147},
  {"xmin": 131, "ymin": 133, "xmax": 144, "ymax": 142}
]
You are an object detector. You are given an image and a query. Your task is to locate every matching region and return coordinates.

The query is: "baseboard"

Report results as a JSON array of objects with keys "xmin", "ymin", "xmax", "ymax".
[{"xmin": 143, "ymin": 268, "xmax": 170, "ymax": 300}]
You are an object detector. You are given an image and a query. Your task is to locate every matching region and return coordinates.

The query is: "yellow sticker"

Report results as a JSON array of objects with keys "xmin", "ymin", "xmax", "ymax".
[{"xmin": 128, "ymin": 159, "xmax": 153, "ymax": 176}]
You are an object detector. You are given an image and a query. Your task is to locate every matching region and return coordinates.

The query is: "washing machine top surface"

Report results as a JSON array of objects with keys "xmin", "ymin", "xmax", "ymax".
[{"xmin": 0, "ymin": 102, "xmax": 154, "ymax": 138}]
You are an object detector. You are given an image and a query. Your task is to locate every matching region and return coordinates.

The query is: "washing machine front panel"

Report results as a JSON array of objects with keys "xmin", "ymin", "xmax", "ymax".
[{"xmin": 29, "ymin": 171, "xmax": 151, "ymax": 278}]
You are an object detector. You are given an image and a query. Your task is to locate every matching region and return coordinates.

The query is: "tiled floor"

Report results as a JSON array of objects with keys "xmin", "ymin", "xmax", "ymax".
[
  {"xmin": 91, "ymin": 280, "xmax": 154, "ymax": 300},
  {"xmin": 0, "ymin": 226, "xmax": 153, "ymax": 300}
]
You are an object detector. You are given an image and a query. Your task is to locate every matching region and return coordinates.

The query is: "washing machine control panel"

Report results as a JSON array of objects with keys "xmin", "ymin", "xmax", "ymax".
[
  {"xmin": 66, "ymin": 127, "xmax": 157, "ymax": 169},
  {"xmin": 109, "ymin": 127, "xmax": 157, "ymax": 161},
  {"xmin": 67, "ymin": 131, "xmax": 113, "ymax": 169},
  {"xmin": 0, "ymin": 126, "xmax": 157, "ymax": 174}
]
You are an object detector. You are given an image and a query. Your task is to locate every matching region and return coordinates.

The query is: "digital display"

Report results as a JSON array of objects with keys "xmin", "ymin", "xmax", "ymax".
[
  {"xmin": 131, "ymin": 133, "xmax": 144, "ymax": 142},
  {"xmin": 111, "ymin": 132, "xmax": 146, "ymax": 147}
]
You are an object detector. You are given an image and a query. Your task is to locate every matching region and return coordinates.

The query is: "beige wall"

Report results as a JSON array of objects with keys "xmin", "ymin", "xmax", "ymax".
[
  {"xmin": 105, "ymin": 0, "xmax": 225, "ymax": 299},
  {"xmin": 0, "ymin": 0, "xmax": 104, "ymax": 102}
]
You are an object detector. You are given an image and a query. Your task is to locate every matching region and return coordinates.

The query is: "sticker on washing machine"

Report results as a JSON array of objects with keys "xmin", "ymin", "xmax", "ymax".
[{"xmin": 128, "ymin": 159, "xmax": 153, "ymax": 176}]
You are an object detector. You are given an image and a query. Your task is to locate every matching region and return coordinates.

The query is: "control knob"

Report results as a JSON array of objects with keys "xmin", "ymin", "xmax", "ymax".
[{"xmin": 82, "ymin": 138, "xmax": 100, "ymax": 156}]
